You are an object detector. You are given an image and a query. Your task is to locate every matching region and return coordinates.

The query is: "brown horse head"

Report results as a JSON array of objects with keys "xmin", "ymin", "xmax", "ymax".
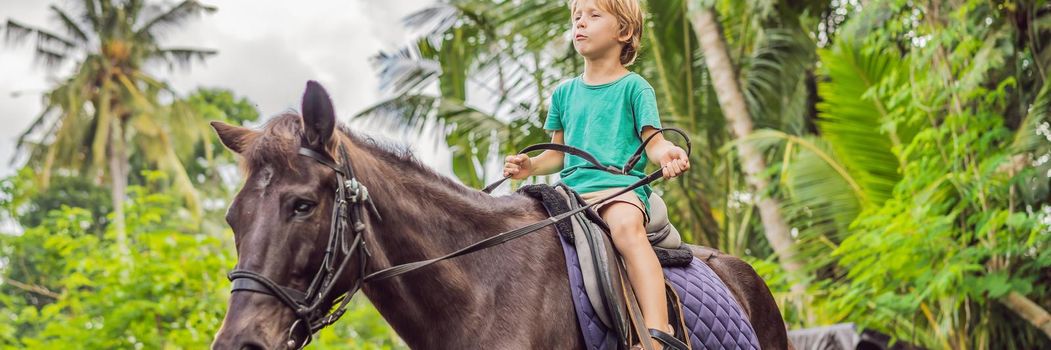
[{"xmin": 210, "ymin": 81, "xmax": 365, "ymax": 349}]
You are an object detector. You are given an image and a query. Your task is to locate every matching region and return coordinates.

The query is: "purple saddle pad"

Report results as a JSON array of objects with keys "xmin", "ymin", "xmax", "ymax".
[{"xmin": 557, "ymin": 232, "xmax": 761, "ymax": 349}]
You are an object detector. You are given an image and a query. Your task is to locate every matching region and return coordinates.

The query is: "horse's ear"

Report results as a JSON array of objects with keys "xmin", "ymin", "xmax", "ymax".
[
  {"xmin": 301, "ymin": 80, "xmax": 336, "ymax": 150},
  {"xmin": 211, "ymin": 121, "xmax": 255, "ymax": 154}
]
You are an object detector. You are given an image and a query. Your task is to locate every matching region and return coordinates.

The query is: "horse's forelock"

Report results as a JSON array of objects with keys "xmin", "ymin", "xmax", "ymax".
[{"xmin": 240, "ymin": 112, "xmax": 346, "ymax": 177}]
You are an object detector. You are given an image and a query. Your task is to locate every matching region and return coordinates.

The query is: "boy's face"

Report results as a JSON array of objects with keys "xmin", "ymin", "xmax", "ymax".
[{"xmin": 571, "ymin": 0, "xmax": 630, "ymax": 60}]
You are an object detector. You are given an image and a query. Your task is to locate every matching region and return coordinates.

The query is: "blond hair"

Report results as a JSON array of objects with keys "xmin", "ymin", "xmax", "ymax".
[{"xmin": 568, "ymin": 0, "xmax": 644, "ymax": 66}]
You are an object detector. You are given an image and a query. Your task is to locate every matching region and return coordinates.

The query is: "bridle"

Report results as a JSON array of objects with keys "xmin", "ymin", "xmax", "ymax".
[
  {"xmin": 226, "ymin": 144, "xmax": 380, "ymax": 349},
  {"xmin": 223, "ymin": 128, "xmax": 691, "ymax": 349}
]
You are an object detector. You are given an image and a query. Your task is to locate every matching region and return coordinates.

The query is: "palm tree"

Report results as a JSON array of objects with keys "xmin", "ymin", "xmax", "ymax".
[
  {"xmin": 355, "ymin": 1, "xmax": 573, "ymax": 189},
  {"xmin": 3, "ymin": 0, "xmax": 217, "ymax": 254},
  {"xmin": 747, "ymin": 0, "xmax": 1051, "ymax": 343},
  {"xmin": 358, "ymin": 0, "xmax": 823, "ymax": 270},
  {"xmin": 366, "ymin": 0, "xmax": 1051, "ymax": 345},
  {"xmin": 686, "ymin": 5, "xmax": 810, "ymax": 298}
]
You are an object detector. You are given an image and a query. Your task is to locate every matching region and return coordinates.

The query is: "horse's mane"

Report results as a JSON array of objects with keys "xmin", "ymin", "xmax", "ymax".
[{"xmin": 240, "ymin": 112, "xmax": 483, "ymax": 199}]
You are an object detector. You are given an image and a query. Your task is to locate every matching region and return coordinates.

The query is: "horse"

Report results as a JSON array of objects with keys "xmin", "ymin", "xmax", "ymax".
[{"xmin": 209, "ymin": 81, "xmax": 790, "ymax": 349}]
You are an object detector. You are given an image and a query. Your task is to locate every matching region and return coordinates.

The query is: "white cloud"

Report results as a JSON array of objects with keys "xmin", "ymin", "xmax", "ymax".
[{"xmin": 0, "ymin": 0, "xmax": 452, "ymax": 179}]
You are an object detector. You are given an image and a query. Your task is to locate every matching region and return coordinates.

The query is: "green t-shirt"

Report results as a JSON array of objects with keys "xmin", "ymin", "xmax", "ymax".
[{"xmin": 543, "ymin": 71, "xmax": 662, "ymax": 214}]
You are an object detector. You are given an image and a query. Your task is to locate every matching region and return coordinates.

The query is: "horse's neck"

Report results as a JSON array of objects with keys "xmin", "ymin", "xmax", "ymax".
[
  {"xmin": 346, "ymin": 137, "xmax": 553, "ymax": 343},
  {"xmin": 355, "ymin": 153, "xmax": 536, "ymax": 263}
]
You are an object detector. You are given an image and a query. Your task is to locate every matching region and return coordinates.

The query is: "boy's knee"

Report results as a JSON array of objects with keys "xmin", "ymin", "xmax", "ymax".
[
  {"xmin": 602, "ymin": 204, "xmax": 647, "ymax": 247},
  {"xmin": 608, "ymin": 219, "xmax": 643, "ymax": 237}
]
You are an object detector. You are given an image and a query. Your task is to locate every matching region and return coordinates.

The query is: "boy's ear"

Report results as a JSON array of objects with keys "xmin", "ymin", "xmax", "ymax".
[{"xmin": 617, "ymin": 28, "xmax": 632, "ymax": 43}]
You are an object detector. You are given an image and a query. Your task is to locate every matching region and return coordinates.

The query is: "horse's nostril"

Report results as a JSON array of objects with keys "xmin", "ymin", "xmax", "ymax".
[
  {"xmin": 239, "ymin": 344, "xmax": 263, "ymax": 350},
  {"xmin": 238, "ymin": 341, "xmax": 265, "ymax": 350}
]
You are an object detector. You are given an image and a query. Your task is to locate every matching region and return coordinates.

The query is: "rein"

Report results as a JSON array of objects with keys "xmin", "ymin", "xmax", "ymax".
[{"xmin": 225, "ymin": 127, "xmax": 689, "ymax": 349}]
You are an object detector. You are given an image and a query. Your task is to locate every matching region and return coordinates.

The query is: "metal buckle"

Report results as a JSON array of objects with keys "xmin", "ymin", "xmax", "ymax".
[
  {"xmin": 345, "ymin": 178, "xmax": 369, "ymax": 203},
  {"xmin": 286, "ymin": 318, "xmax": 312, "ymax": 349}
]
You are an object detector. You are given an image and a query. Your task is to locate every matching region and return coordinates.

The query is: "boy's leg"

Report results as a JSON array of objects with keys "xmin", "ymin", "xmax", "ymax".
[{"xmin": 597, "ymin": 202, "xmax": 671, "ymax": 338}]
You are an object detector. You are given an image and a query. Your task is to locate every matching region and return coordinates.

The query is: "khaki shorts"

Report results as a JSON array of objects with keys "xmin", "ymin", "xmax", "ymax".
[{"xmin": 579, "ymin": 187, "xmax": 650, "ymax": 225}]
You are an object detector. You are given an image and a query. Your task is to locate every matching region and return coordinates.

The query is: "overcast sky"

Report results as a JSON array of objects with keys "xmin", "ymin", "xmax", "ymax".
[{"xmin": 0, "ymin": 0, "xmax": 453, "ymax": 178}]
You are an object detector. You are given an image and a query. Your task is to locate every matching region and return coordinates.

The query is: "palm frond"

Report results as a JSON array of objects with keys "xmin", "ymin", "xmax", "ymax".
[
  {"xmin": 165, "ymin": 100, "xmax": 214, "ymax": 165},
  {"xmin": 129, "ymin": 112, "xmax": 203, "ymax": 221},
  {"xmin": 1012, "ymin": 71, "xmax": 1051, "ymax": 205},
  {"xmin": 32, "ymin": 82, "xmax": 95, "ymax": 180},
  {"xmin": 77, "ymin": 0, "xmax": 102, "ymax": 32},
  {"xmin": 493, "ymin": 0, "xmax": 568, "ymax": 51},
  {"xmin": 4, "ymin": 20, "xmax": 77, "ymax": 69},
  {"xmin": 13, "ymin": 106, "xmax": 58, "ymax": 163},
  {"xmin": 403, "ymin": 3, "xmax": 461, "ymax": 37},
  {"xmin": 91, "ymin": 78, "xmax": 114, "ymax": 173},
  {"xmin": 152, "ymin": 47, "xmax": 217, "ymax": 71},
  {"xmin": 815, "ymin": 36, "xmax": 915, "ymax": 205},
  {"xmin": 3, "ymin": 19, "xmax": 75, "ymax": 49},
  {"xmin": 741, "ymin": 28, "xmax": 815, "ymax": 132},
  {"xmin": 49, "ymin": 5, "xmax": 91, "ymax": 44},
  {"xmin": 135, "ymin": 0, "xmax": 216, "ymax": 40},
  {"xmin": 371, "ymin": 47, "xmax": 442, "ymax": 96},
  {"xmin": 736, "ymin": 129, "xmax": 865, "ymax": 276},
  {"xmin": 354, "ymin": 94, "xmax": 441, "ymax": 137},
  {"xmin": 353, "ymin": 89, "xmax": 517, "ymax": 188},
  {"xmin": 34, "ymin": 47, "xmax": 73, "ymax": 68},
  {"xmin": 643, "ymin": 0, "xmax": 694, "ymax": 122}
]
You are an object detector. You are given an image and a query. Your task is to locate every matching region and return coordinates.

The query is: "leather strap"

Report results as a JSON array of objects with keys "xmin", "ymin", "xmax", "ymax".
[
  {"xmin": 482, "ymin": 143, "xmax": 623, "ymax": 193},
  {"xmin": 621, "ymin": 128, "xmax": 691, "ymax": 175},
  {"xmin": 622, "ymin": 271, "xmax": 655, "ymax": 350},
  {"xmin": 298, "ymin": 148, "xmax": 344, "ymax": 175},
  {"xmin": 363, "ymin": 170, "xmax": 664, "ymax": 282},
  {"xmin": 364, "ymin": 132, "xmax": 684, "ymax": 285},
  {"xmin": 648, "ymin": 328, "xmax": 689, "ymax": 350},
  {"xmin": 482, "ymin": 127, "xmax": 691, "ymax": 194},
  {"xmin": 231, "ymin": 278, "xmax": 308, "ymax": 303}
]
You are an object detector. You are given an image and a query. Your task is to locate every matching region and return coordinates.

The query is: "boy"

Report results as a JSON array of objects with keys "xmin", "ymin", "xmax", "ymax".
[{"xmin": 502, "ymin": 0, "xmax": 690, "ymax": 348}]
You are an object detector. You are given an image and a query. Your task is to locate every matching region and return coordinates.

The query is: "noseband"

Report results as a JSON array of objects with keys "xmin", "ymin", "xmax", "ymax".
[{"xmin": 226, "ymin": 144, "xmax": 380, "ymax": 349}]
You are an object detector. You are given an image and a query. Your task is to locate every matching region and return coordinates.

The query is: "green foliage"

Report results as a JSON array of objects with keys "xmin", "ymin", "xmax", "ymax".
[
  {"xmin": 1, "ymin": 171, "xmax": 231, "ymax": 348},
  {"xmin": 0, "ymin": 170, "xmax": 405, "ymax": 348},
  {"xmin": 815, "ymin": 36, "xmax": 918, "ymax": 206},
  {"xmin": 181, "ymin": 88, "xmax": 262, "ymax": 234},
  {"xmin": 182, "ymin": 87, "xmax": 260, "ymax": 180},
  {"xmin": 1, "ymin": 168, "xmax": 110, "ymax": 233},
  {"xmin": 357, "ymin": 0, "xmax": 568, "ymax": 189},
  {"xmin": 4, "ymin": 0, "xmax": 218, "ymax": 220},
  {"xmin": 311, "ymin": 298, "xmax": 408, "ymax": 349},
  {"xmin": 3, "ymin": 0, "xmax": 1051, "ymax": 348},
  {"xmin": 371, "ymin": 0, "xmax": 1051, "ymax": 347},
  {"xmin": 750, "ymin": 0, "xmax": 1051, "ymax": 347},
  {"xmin": 827, "ymin": 110, "xmax": 1051, "ymax": 348}
]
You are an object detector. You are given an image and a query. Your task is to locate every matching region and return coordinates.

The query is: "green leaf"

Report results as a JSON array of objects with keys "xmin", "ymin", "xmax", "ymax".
[{"xmin": 816, "ymin": 36, "xmax": 918, "ymax": 206}]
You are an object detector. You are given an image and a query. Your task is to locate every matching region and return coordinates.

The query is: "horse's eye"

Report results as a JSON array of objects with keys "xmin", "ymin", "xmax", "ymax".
[{"xmin": 293, "ymin": 201, "xmax": 315, "ymax": 216}]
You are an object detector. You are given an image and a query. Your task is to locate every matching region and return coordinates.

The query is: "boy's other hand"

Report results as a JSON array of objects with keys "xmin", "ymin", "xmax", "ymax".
[
  {"xmin": 659, "ymin": 146, "xmax": 690, "ymax": 179},
  {"xmin": 503, "ymin": 154, "xmax": 533, "ymax": 180}
]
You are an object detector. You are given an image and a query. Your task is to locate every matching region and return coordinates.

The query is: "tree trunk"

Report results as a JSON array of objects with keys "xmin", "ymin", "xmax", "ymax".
[
  {"xmin": 687, "ymin": 7, "xmax": 804, "ymax": 285},
  {"xmin": 96, "ymin": 74, "xmax": 129, "ymax": 257},
  {"xmin": 109, "ymin": 115, "xmax": 129, "ymax": 258},
  {"xmin": 1000, "ymin": 292, "xmax": 1051, "ymax": 339}
]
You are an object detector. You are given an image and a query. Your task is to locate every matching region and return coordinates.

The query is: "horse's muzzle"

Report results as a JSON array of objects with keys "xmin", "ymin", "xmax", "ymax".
[{"xmin": 212, "ymin": 292, "xmax": 295, "ymax": 350}]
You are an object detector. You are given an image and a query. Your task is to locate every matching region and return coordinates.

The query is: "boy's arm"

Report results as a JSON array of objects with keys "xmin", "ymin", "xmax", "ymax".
[
  {"xmin": 528, "ymin": 131, "xmax": 566, "ymax": 175},
  {"xmin": 640, "ymin": 126, "xmax": 690, "ymax": 178}
]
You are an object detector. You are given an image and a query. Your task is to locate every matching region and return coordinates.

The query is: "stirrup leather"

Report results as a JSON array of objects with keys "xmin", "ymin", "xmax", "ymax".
[{"xmin": 648, "ymin": 328, "xmax": 689, "ymax": 350}]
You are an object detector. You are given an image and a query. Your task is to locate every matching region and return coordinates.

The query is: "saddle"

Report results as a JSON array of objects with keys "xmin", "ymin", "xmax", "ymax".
[{"xmin": 520, "ymin": 183, "xmax": 693, "ymax": 349}]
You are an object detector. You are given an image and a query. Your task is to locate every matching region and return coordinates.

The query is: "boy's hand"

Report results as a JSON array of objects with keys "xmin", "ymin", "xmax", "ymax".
[
  {"xmin": 503, "ymin": 154, "xmax": 533, "ymax": 180},
  {"xmin": 658, "ymin": 146, "xmax": 690, "ymax": 179}
]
